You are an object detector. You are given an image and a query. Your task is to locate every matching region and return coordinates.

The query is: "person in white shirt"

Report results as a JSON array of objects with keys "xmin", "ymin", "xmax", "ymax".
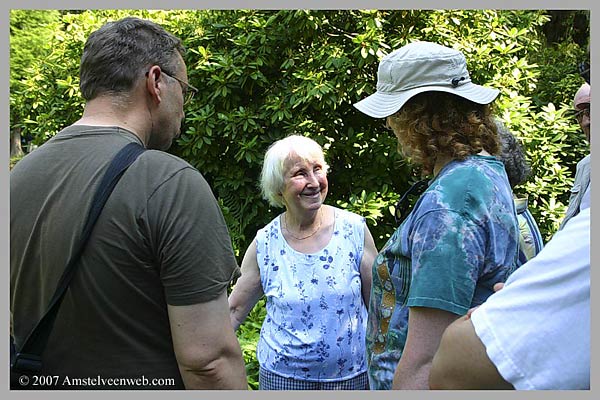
[{"xmin": 429, "ymin": 185, "xmax": 590, "ymax": 389}]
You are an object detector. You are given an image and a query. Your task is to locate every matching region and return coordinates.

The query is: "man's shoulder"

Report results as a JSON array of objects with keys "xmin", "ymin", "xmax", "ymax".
[
  {"xmin": 141, "ymin": 149, "xmax": 193, "ymax": 167},
  {"xmin": 123, "ymin": 150, "xmax": 211, "ymax": 197},
  {"xmin": 136, "ymin": 150, "xmax": 200, "ymax": 178},
  {"xmin": 577, "ymin": 154, "xmax": 591, "ymax": 169}
]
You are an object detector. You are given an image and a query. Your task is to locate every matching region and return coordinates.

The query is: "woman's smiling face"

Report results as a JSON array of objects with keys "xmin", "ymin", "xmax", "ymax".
[{"xmin": 281, "ymin": 154, "xmax": 328, "ymax": 214}]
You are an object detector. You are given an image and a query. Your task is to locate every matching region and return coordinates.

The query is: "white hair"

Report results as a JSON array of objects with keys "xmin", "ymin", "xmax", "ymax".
[{"xmin": 260, "ymin": 135, "xmax": 329, "ymax": 208}]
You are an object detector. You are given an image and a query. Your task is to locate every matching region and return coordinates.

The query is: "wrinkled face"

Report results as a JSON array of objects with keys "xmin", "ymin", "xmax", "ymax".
[
  {"xmin": 281, "ymin": 154, "xmax": 328, "ymax": 214},
  {"xmin": 575, "ymin": 101, "xmax": 591, "ymax": 143},
  {"xmin": 147, "ymin": 54, "xmax": 188, "ymax": 150}
]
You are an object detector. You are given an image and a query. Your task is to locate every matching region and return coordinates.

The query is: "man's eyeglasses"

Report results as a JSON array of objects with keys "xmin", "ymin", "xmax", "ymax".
[
  {"xmin": 146, "ymin": 69, "xmax": 198, "ymax": 106},
  {"xmin": 574, "ymin": 104, "xmax": 590, "ymax": 122},
  {"xmin": 394, "ymin": 179, "xmax": 429, "ymax": 225},
  {"xmin": 161, "ymin": 70, "xmax": 198, "ymax": 106}
]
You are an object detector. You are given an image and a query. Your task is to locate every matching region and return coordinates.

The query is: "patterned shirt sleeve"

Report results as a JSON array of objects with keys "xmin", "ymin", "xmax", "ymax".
[{"xmin": 405, "ymin": 208, "xmax": 485, "ymax": 315}]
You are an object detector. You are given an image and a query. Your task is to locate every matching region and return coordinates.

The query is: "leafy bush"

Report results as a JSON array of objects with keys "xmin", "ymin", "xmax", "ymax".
[{"xmin": 235, "ymin": 298, "xmax": 266, "ymax": 390}]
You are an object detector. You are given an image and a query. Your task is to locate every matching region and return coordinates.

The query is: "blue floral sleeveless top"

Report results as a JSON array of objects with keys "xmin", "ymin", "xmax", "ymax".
[{"xmin": 256, "ymin": 207, "xmax": 368, "ymax": 381}]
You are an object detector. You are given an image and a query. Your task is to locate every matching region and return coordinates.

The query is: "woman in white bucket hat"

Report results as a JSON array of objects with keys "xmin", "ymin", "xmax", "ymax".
[{"xmin": 353, "ymin": 41, "xmax": 520, "ymax": 390}]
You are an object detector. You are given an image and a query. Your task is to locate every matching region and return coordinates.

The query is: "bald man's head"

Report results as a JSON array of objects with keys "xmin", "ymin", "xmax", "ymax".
[
  {"xmin": 573, "ymin": 83, "xmax": 590, "ymax": 142},
  {"xmin": 574, "ymin": 83, "xmax": 591, "ymax": 108}
]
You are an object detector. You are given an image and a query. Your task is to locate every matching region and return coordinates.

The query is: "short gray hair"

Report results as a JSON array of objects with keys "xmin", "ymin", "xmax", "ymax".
[
  {"xmin": 260, "ymin": 135, "xmax": 329, "ymax": 208},
  {"xmin": 80, "ymin": 17, "xmax": 185, "ymax": 101}
]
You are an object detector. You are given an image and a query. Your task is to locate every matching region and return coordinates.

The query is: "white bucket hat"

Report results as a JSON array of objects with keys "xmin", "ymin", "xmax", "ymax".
[{"xmin": 354, "ymin": 41, "xmax": 500, "ymax": 118}]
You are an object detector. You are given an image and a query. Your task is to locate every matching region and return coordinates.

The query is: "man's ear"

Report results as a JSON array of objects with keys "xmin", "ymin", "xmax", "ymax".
[{"xmin": 145, "ymin": 65, "xmax": 163, "ymax": 105}]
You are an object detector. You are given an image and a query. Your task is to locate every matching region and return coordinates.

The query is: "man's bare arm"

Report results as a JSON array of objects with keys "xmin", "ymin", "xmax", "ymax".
[
  {"xmin": 168, "ymin": 291, "xmax": 248, "ymax": 389},
  {"xmin": 429, "ymin": 315, "xmax": 513, "ymax": 390}
]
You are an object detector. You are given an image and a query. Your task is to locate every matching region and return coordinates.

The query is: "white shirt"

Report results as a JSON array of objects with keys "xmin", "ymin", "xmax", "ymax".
[{"xmin": 471, "ymin": 186, "xmax": 590, "ymax": 389}]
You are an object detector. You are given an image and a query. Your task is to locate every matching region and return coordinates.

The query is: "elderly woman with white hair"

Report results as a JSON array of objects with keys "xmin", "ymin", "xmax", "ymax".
[{"xmin": 228, "ymin": 135, "xmax": 378, "ymax": 390}]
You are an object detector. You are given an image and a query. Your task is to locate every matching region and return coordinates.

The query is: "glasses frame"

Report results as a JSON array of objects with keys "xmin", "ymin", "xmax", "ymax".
[
  {"xmin": 574, "ymin": 104, "xmax": 590, "ymax": 122},
  {"xmin": 161, "ymin": 70, "xmax": 198, "ymax": 106},
  {"xmin": 146, "ymin": 68, "xmax": 198, "ymax": 106}
]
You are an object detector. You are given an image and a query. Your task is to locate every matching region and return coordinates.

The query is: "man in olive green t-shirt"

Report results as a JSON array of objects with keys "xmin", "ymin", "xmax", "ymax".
[{"xmin": 10, "ymin": 17, "xmax": 247, "ymax": 390}]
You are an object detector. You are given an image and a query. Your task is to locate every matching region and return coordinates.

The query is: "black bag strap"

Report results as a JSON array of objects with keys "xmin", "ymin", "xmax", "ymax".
[{"xmin": 12, "ymin": 142, "xmax": 146, "ymax": 372}]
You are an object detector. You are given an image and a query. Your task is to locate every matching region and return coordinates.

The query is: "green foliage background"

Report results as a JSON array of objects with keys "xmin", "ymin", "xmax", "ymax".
[{"xmin": 10, "ymin": 9, "xmax": 589, "ymax": 389}]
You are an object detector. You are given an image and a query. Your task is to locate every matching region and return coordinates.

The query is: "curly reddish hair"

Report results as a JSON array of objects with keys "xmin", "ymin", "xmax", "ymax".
[{"xmin": 387, "ymin": 92, "xmax": 500, "ymax": 176}]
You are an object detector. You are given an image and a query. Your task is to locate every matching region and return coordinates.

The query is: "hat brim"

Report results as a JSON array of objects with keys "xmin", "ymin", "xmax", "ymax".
[{"xmin": 353, "ymin": 83, "xmax": 500, "ymax": 118}]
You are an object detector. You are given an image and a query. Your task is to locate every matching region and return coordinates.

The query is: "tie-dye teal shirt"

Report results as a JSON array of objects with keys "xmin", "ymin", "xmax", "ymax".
[{"xmin": 366, "ymin": 155, "xmax": 519, "ymax": 390}]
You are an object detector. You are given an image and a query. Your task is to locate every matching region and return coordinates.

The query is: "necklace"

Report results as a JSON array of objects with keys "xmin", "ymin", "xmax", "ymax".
[{"xmin": 284, "ymin": 209, "xmax": 323, "ymax": 240}]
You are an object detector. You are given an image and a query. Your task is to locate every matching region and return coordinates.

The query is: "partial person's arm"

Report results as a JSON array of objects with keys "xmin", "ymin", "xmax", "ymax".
[
  {"xmin": 168, "ymin": 291, "xmax": 248, "ymax": 389},
  {"xmin": 228, "ymin": 239, "xmax": 264, "ymax": 330},
  {"xmin": 392, "ymin": 306, "xmax": 459, "ymax": 389},
  {"xmin": 359, "ymin": 223, "xmax": 377, "ymax": 305},
  {"xmin": 429, "ymin": 315, "xmax": 513, "ymax": 389}
]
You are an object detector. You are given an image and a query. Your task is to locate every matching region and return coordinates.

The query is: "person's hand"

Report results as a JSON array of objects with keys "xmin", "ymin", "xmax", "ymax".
[{"xmin": 465, "ymin": 282, "xmax": 505, "ymax": 319}]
